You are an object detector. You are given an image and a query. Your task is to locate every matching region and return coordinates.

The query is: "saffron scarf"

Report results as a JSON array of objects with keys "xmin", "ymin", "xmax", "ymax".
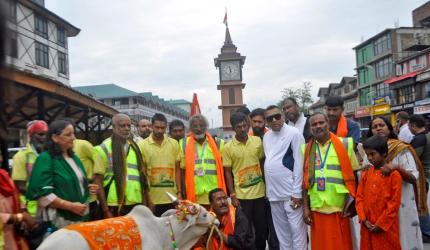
[
  {"xmin": 303, "ymin": 133, "xmax": 356, "ymax": 197},
  {"xmin": 336, "ymin": 114, "xmax": 348, "ymax": 137},
  {"xmin": 0, "ymin": 169, "xmax": 28, "ymax": 250},
  {"xmin": 185, "ymin": 133, "xmax": 226, "ymax": 202},
  {"xmin": 211, "ymin": 205, "xmax": 236, "ymax": 250},
  {"xmin": 0, "ymin": 169, "xmax": 19, "ymax": 212},
  {"xmin": 386, "ymin": 139, "xmax": 428, "ymax": 216}
]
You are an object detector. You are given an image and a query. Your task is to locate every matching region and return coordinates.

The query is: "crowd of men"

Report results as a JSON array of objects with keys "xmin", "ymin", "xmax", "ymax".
[{"xmin": 5, "ymin": 94, "xmax": 430, "ymax": 250}]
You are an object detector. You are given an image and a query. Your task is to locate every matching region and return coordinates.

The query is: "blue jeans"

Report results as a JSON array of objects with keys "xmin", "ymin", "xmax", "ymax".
[{"xmin": 420, "ymin": 179, "xmax": 430, "ymax": 237}]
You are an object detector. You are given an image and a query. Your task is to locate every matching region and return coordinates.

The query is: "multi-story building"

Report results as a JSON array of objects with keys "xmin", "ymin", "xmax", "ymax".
[
  {"xmin": 353, "ymin": 27, "xmax": 430, "ymax": 126},
  {"xmin": 309, "ymin": 77, "xmax": 358, "ymax": 119},
  {"xmin": 0, "ymin": 0, "xmax": 117, "ymax": 150},
  {"xmin": 4, "ymin": 0, "xmax": 78, "ymax": 86},
  {"xmin": 74, "ymin": 84, "xmax": 189, "ymax": 126}
]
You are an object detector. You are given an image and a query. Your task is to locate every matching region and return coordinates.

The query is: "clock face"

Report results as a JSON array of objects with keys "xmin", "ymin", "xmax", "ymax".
[{"xmin": 220, "ymin": 61, "xmax": 241, "ymax": 81}]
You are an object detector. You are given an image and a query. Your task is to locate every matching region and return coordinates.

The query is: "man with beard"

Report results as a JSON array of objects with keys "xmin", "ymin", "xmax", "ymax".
[
  {"xmin": 138, "ymin": 118, "xmax": 152, "ymax": 139},
  {"xmin": 169, "ymin": 119, "xmax": 185, "ymax": 142},
  {"xmin": 263, "ymin": 105, "xmax": 306, "ymax": 250},
  {"xmin": 140, "ymin": 113, "xmax": 181, "ymax": 216},
  {"xmin": 94, "ymin": 113, "xmax": 151, "ymax": 217},
  {"xmin": 249, "ymin": 108, "xmax": 269, "ymax": 139},
  {"xmin": 12, "ymin": 120, "xmax": 48, "ymax": 216},
  {"xmin": 282, "ymin": 97, "xmax": 311, "ymax": 142},
  {"xmin": 302, "ymin": 113, "xmax": 358, "ymax": 250},
  {"xmin": 179, "ymin": 114, "xmax": 226, "ymax": 207},
  {"xmin": 325, "ymin": 96, "xmax": 360, "ymax": 144},
  {"xmin": 223, "ymin": 112, "xmax": 267, "ymax": 250}
]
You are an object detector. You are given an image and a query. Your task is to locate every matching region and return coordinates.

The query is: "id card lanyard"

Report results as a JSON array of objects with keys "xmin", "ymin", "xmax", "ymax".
[
  {"xmin": 195, "ymin": 143, "xmax": 207, "ymax": 176},
  {"xmin": 316, "ymin": 142, "xmax": 331, "ymax": 178}
]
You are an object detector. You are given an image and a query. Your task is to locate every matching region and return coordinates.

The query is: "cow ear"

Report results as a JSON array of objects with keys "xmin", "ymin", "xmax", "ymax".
[{"xmin": 182, "ymin": 214, "xmax": 197, "ymax": 232}]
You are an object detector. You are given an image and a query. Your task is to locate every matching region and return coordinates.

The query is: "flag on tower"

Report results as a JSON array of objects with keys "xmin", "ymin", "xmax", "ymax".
[
  {"xmin": 223, "ymin": 10, "xmax": 228, "ymax": 27},
  {"xmin": 190, "ymin": 93, "xmax": 201, "ymax": 117}
]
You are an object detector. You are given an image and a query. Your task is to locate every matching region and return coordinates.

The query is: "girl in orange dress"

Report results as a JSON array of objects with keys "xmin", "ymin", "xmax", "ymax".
[{"xmin": 356, "ymin": 135, "xmax": 402, "ymax": 250}]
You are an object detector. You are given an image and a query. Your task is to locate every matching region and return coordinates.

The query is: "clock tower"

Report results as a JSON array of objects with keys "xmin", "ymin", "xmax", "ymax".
[{"xmin": 214, "ymin": 27, "xmax": 246, "ymax": 133}]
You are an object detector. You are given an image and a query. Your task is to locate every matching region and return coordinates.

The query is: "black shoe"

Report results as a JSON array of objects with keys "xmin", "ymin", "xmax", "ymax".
[{"xmin": 423, "ymin": 234, "xmax": 430, "ymax": 243}]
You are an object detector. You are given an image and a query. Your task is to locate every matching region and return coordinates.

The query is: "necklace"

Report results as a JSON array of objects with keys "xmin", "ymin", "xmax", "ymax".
[{"xmin": 166, "ymin": 217, "xmax": 179, "ymax": 250}]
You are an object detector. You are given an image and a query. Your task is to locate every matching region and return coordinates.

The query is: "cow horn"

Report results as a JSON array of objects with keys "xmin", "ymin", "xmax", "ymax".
[{"xmin": 166, "ymin": 191, "xmax": 179, "ymax": 205}]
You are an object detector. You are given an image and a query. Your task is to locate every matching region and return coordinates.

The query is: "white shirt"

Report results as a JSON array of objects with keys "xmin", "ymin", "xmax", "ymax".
[
  {"xmin": 263, "ymin": 124, "xmax": 305, "ymax": 201},
  {"xmin": 287, "ymin": 113, "xmax": 307, "ymax": 135},
  {"xmin": 398, "ymin": 123, "xmax": 414, "ymax": 144}
]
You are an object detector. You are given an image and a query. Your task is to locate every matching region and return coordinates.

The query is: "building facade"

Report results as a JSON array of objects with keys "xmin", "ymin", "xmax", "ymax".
[
  {"xmin": 214, "ymin": 27, "xmax": 246, "ymax": 134},
  {"xmin": 353, "ymin": 27, "xmax": 430, "ymax": 127},
  {"xmin": 74, "ymin": 84, "xmax": 189, "ymax": 126},
  {"xmin": 309, "ymin": 77, "xmax": 358, "ymax": 119},
  {"xmin": 4, "ymin": 0, "xmax": 79, "ymax": 86}
]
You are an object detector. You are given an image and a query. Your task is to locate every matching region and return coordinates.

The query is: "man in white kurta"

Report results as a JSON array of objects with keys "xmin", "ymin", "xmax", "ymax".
[{"xmin": 263, "ymin": 105, "xmax": 306, "ymax": 250}]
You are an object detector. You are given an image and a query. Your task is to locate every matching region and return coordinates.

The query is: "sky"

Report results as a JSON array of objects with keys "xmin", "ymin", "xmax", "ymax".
[{"xmin": 47, "ymin": 0, "xmax": 427, "ymax": 127}]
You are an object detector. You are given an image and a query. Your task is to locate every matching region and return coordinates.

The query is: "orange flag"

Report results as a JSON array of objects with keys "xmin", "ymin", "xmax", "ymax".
[{"xmin": 190, "ymin": 93, "xmax": 201, "ymax": 117}]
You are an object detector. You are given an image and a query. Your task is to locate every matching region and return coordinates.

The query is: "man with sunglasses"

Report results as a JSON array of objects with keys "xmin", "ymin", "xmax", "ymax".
[{"xmin": 263, "ymin": 105, "xmax": 307, "ymax": 250}]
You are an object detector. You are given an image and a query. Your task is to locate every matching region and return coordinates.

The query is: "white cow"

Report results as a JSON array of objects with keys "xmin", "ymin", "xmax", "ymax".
[{"xmin": 38, "ymin": 203, "xmax": 217, "ymax": 250}]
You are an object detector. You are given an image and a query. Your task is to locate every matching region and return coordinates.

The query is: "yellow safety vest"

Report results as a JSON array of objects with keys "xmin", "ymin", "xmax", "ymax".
[
  {"xmin": 180, "ymin": 137, "xmax": 223, "ymax": 196},
  {"xmin": 97, "ymin": 138, "xmax": 142, "ymax": 206},
  {"xmin": 13, "ymin": 145, "xmax": 38, "ymax": 216},
  {"xmin": 303, "ymin": 137, "xmax": 353, "ymax": 210}
]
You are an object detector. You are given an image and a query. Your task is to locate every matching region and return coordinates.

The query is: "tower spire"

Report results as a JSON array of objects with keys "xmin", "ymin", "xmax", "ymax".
[{"xmin": 224, "ymin": 27, "xmax": 233, "ymax": 45}]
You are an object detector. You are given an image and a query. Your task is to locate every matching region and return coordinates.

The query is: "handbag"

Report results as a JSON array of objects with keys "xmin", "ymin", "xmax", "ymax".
[{"xmin": 341, "ymin": 194, "xmax": 357, "ymax": 218}]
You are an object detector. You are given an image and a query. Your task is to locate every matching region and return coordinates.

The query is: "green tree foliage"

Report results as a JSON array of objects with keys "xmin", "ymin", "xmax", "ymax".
[{"xmin": 281, "ymin": 81, "xmax": 313, "ymax": 114}]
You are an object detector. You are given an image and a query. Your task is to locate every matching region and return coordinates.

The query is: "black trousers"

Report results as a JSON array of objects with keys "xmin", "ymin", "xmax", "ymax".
[
  {"xmin": 266, "ymin": 200, "xmax": 280, "ymax": 250},
  {"xmin": 154, "ymin": 203, "xmax": 175, "ymax": 217},
  {"xmin": 239, "ymin": 197, "xmax": 269, "ymax": 250}
]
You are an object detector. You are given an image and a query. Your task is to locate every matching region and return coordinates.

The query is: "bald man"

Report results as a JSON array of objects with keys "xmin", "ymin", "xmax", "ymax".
[
  {"xmin": 94, "ymin": 114, "xmax": 151, "ymax": 217},
  {"xmin": 138, "ymin": 119, "xmax": 152, "ymax": 139}
]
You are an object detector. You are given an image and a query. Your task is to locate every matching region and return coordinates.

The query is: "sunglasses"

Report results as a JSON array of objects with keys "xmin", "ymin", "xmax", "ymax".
[{"xmin": 266, "ymin": 113, "xmax": 282, "ymax": 122}]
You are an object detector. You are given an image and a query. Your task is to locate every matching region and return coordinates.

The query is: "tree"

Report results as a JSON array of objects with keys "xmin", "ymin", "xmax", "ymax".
[{"xmin": 281, "ymin": 81, "xmax": 314, "ymax": 114}]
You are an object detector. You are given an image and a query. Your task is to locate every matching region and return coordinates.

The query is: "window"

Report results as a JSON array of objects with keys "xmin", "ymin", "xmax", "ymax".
[
  {"xmin": 358, "ymin": 68, "xmax": 372, "ymax": 85},
  {"xmin": 425, "ymin": 82, "xmax": 430, "ymax": 99},
  {"xmin": 35, "ymin": 42, "xmax": 49, "ymax": 68},
  {"xmin": 58, "ymin": 51, "xmax": 67, "ymax": 74},
  {"xmin": 34, "ymin": 15, "xmax": 48, "ymax": 38},
  {"xmin": 396, "ymin": 85, "xmax": 415, "ymax": 104},
  {"xmin": 57, "ymin": 27, "xmax": 66, "ymax": 47},
  {"xmin": 6, "ymin": 30, "xmax": 17, "ymax": 58},
  {"xmin": 228, "ymin": 88, "xmax": 235, "ymax": 104},
  {"xmin": 375, "ymin": 82, "xmax": 389, "ymax": 97},
  {"xmin": 359, "ymin": 87, "xmax": 372, "ymax": 106},
  {"xmin": 120, "ymin": 98, "xmax": 129, "ymax": 105},
  {"xmin": 373, "ymin": 34, "xmax": 391, "ymax": 56},
  {"xmin": 375, "ymin": 57, "xmax": 392, "ymax": 79},
  {"xmin": 356, "ymin": 44, "xmax": 373, "ymax": 65}
]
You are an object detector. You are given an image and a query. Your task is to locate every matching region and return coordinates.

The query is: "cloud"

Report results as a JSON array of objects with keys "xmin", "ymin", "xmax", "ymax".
[{"xmin": 47, "ymin": 0, "xmax": 427, "ymax": 127}]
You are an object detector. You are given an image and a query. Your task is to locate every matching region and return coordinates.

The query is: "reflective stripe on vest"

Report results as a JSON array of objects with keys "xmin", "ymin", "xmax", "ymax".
[
  {"xmin": 99, "ymin": 138, "xmax": 142, "ymax": 205},
  {"xmin": 194, "ymin": 159, "xmax": 216, "ymax": 164},
  {"xmin": 194, "ymin": 169, "xmax": 217, "ymax": 175},
  {"xmin": 309, "ymin": 137, "xmax": 352, "ymax": 210},
  {"xmin": 24, "ymin": 153, "xmax": 37, "ymax": 216}
]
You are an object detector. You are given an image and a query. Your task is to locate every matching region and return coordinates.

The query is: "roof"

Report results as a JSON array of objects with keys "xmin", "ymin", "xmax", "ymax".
[
  {"xmin": 168, "ymin": 99, "xmax": 191, "ymax": 105},
  {"xmin": 18, "ymin": 0, "xmax": 80, "ymax": 37},
  {"xmin": 74, "ymin": 84, "xmax": 137, "ymax": 99},
  {"xmin": 317, "ymin": 87, "xmax": 329, "ymax": 97},
  {"xmin": 353, "ymin": 27, "xmax": 430, "ymax": 50},
  {"xmin": 73, "ymin": 84, "xmax": 189, "ymax": 117}
]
